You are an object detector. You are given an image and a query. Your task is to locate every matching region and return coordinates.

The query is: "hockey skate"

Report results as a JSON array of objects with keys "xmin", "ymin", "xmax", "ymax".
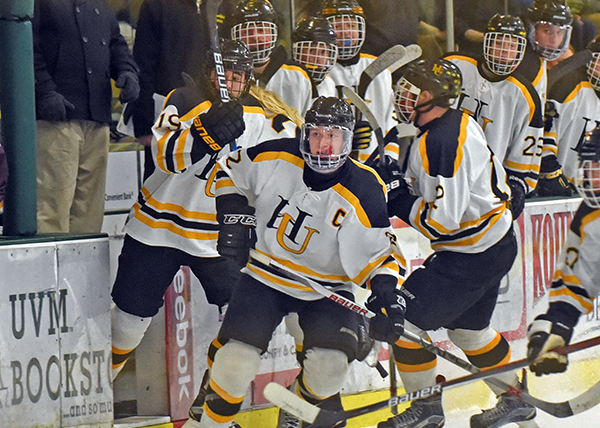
[
  {"xmin": 276, "ymin": 408, "xmax": 304, "ymax": 428},
  {"xmin": 377, "ymin": 393, "xmax": 444, "ymax": 428},
  {"xmin": 184, "ymin": 369, "xmax": 241, "ymax": 428},
  {"xmin": 469, "ymin": 392, "xmax": 536, "ymax": 428}
]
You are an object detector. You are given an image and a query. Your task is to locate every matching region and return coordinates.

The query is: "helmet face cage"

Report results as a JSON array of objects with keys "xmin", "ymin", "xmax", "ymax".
[
  {"xmin": 483, "ymin": 32, "xmax": 527, "ymax": 75},
  {"xmin": 300, "ymin": 124, "xmax": 353, "ymax": 172},
  {"xmin": 587, "ymin": 52, "xmax": 600, "ymax": 91},
  {"xmin": 326, "ymin": 14, "xmax": 365, "ymax": 60},
  {"xmin": 394, "ymin": 77, "xmax": 421, "ymax": 123},
  {"xmin": 293, "ymin": 41, "xmax": 338, "ymax": 83},
  {"xmin": 231, "ymin": 21, "xmax": 278, "ymax": 65},
  {"xmin": 221, "ymin": 56, "xmax": 254, "ymax": 100},
  {"xmin": 528, "ymin": 21, "xmax": 572, "ymax": 60},
  {"xmin": 575, "ymin": 130, "xmax": 600, "ymax": 208}
]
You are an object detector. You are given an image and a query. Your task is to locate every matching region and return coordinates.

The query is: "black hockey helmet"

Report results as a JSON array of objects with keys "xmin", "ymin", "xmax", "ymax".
[
  {"xmin": 525, "ymin": 0, "xmax": 573, "ymax": 60},
  {"xmin": 204, "ymin": 38, "xmax": 254, "ymax": 101},
  {"xmin": 575, "ymin": 127, "xmax": 600, "ymax": 207},
  {"xmin": 301, "ymin": 97, "xmax": 354, "ymax": 173},
  {"xmin": 321, "ymin": 0, "xmax": 366, "ymax": 60},
  {"xmin": 587, "ymin": 35, "xmax": 600, "ymax": 91},
  {"xmin": 394, "ymin": 59, "xmax": 462, "ymax": 123},
  {"xmin": 292, "ymin": 16, "xmax": 338, "ymax": 84},
  {"xmin": 483, "ymin": 14, "xmax": 527, "ymax": 76},
  {"xmin": 225, "ymin": 0, "xmax": 279, "ymax": 66}
]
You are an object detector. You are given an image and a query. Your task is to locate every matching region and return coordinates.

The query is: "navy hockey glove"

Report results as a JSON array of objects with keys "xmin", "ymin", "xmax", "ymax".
[
  {"xmin": 536, "ymin": 155, "xmax": 573, "ymax": 197},
  {"xmin": 216, "ymin": 194, "xmax": 257, "ymax": 269},
  {"xmin": 116, "ymin": 71, "xmax": 140, "ymax": 104},
  {"xmin": 36, "ymin": 90, "xmax": 74, "ymax": 122},
  {"xmin": 366, "ymin": 275, "xmax": 406, "ymax": 344},
  {"xmin": 527, "ymin": 303, "xmax": 580, "ymax": 376},
  {"xmin": 507, "ymin": 175, "xmax": 527, "ymax": 219},
  {"xmin": 368, "ymin": 155, "xmax": 409, "ymax": 201},
  {"xmin": 190, "ymin": 101, "xmax": 245, "ymax": 154},
  {"xmin": 352, "ymin": 120, "xmax": 372, "ymax": 150}
]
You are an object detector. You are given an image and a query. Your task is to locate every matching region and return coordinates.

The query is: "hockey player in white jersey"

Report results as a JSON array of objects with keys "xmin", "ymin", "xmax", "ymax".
[
  {"xmin": 536, "ymin": 35, "xmax": 600, "ymax": 196},
  {"xmin": 320, "ymin": 0, "xmax": 400, "ymax": 163},
  {"xmin": 187, "ymin": 97, "xmax": 406, "ymax": 428},
  {"xmin": 445, "ymin": 14, "xmax": 545, "ymax": 219},
  {"xmin": 516, "ymin": 0, "xmax": 574, "ymax": 107},
  {"xmin": 527, "ymin": 127, "xmax": 600, "ymax": 375},
  {"xmin": 110, "ymin": 41, "xmax": 299, "ymax": 428},
  {"xmin": 222, "ymin": 0, "xmax": 314, "ymax": 116},
  {"xmin": 292, "ymin": 15, "xmax": 338, "ymax": 98},
  {"xmin": 371, "ymin": 59, "xmax": 536, "ymax": 428}
]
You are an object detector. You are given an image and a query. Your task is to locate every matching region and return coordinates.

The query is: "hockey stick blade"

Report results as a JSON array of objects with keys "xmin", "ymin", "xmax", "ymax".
[
  {"xmin": 387, "ymin": 44, "xmax": 422, "ymax": 75},
  {"xmin": 357, "ymin": 45, "xmax": 406, "ymax": 98},
  {"xmin": 204, "ymin": 0, "xmax": 229, "ymax": 102},
  {"xmin": 342, "ymin": 86, "xmax": 386, "ymax": 165}
]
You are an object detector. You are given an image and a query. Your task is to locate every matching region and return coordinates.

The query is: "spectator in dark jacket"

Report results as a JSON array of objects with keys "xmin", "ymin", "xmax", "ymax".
[
  {"xmin": 33, "ymin": 0, "xmax": 139, "ymax": 234},
  {"xmin": 128, "ymin": 0, "xmax": 210, "ymax": 180}
]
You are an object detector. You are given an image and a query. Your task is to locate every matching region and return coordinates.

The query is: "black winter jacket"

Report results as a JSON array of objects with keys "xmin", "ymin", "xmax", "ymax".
[{"xmin": 33, "ymin": 0, "xmax": 138, "ymax": 123}]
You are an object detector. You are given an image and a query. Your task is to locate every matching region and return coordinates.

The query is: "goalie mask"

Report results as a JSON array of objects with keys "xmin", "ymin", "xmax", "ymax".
[
  {"xmin": 228, "ymin": 0, "xmax": 278, "ymax": 66},
  {"xmin": 574, "ymin": 127, "xmax": 600, "ymax": 208},
  {"xmin": 483, "ymin": 14, "xmax": 527, "ymax": 76},
  {"xmin": 586, "ymin": 36, "xmax": 600, "ymax": 91},
  {"xmin": 206, "ymin": 38, "xmax": 254, "ymax": 100},
  {"xmin": 321, "ymin": 0, "xmax": 366, "ymax": 61},
  {"xmin": 525, "ymin": 0, "xmax": 573, "ymax": 61},
  {"xmin": 394, "ymin": 59, "xmax": 462, "ymax": 124},
  {"xmin": 292, "ymin": 16, "xmax": 338, "ymax": 84},
  {"xmin": 301, "ymin": 97, "xmax": 354, "ymax": 173}
]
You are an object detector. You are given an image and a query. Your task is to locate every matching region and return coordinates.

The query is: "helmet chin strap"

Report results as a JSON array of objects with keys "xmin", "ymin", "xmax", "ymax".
[{"xmin": 412, "ymin": 99, "xmax": 436, "ymax": 125}]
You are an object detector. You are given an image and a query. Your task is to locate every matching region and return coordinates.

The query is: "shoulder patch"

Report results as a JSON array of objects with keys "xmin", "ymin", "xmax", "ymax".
[
  {"xmin": 506, "ymin": 72, "xmax": 544, "ymax": 128},
  {"xmin": 246, "ymin": 137, "xmax": 303, "ymax": 163},
  {"xmin": 165, "ymin": 85, "xmax": 210, "ymax": 118},
  {"xmin": 548, "ymin": 67, "xmax": 589, "ymax": 103},
  {"xmin": 570, "ymin": 202, "xmax": 600, "ymax": 237}
]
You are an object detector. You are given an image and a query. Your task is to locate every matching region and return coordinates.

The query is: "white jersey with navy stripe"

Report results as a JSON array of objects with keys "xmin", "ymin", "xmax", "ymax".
[
  {"xmin": 446, "ymin": 54, "xmax": 545, "ymax": 193},
  {"xmin": 124, "ymin": 90, "xmax": 298, "ymax": 258},
  {"xmin": 547, "ymin": 202, "xmax": 600, "ymax": 316},
  {"xmin": 215, "ymin": 139, "xmax": 405, "ymax": 301},
  {"xmin": 404, "ymin": 109, "xmax": 513, "ymax": 253}
]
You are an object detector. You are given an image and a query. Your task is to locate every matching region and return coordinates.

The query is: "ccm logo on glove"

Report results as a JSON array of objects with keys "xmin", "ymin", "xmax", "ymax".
[{"xmin": 223, "ymin": 214, "xmax": 257, "ymax": 226}]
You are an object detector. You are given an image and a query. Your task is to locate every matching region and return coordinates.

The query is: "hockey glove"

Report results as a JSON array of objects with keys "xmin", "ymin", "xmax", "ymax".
[
  {"xmin": 527, "ymin": 302, "xmax": 580, "ymax": 376},
  {"xmin": 507, "ymin": 175, "xmax": 527, "ymax": 219},
  {"xmin": 190, "ymin": 101, "xmax": 245, "ymax": 155},
  {"xmin": 36, "ymin": 90, "xmax": 75, "ymax": 122},
  {"xmin": 536, "ymin": 155, "xmax": 573, "ymax": 197},
  {"xmin": 216, "ymin": 194, "xmax": 257, "ymax": 269},
  {"xmin": 116, "ymin": 71, "xmax": 140, "ymax": 104},
  {"xmin": 352, "ymin": 120, "xmax": 372, "ymax": 150},
  {"xmin": 368, "ymin": 155, "xmax": 409, "ymax": 202},
  {"xmin": 366, "ymin": 275, "xmax": 406, "ymax": 344}
]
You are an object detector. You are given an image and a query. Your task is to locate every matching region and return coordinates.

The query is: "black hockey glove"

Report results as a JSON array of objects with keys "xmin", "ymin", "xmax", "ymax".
[
  {"xmin": 36, "ymin": 90, "xmax": 75, "ymax": 122},
  {"xmin": 190, "ymin": 101, "xmax": 245, "ymax": 155},
  {"xmin": 527, "ymin": 304, "xmax": 579, "ymax": 376},
  {"xmin": 216, "ymin": 194, "xmax": 257, "ymax": 269},
  {"xmin": 368, "ymin": 155, "xmax": 409, "ymax": 202},
  {"xmin": 366, "ymin": 275, "xmax": 406, "ymax": 344},
  {"xmin": 536, "ymin": 155, "xmax": 573, "ymax": 197},
  {"xmin": 352, "ymin": 120, "xmax": 372, "ymax": 150},
  {"xmin": 116, "ymin": 71, "xmax": 140, "ymax": 104},
  {"xmin": 507, "ymin": 175, "xmax": 527, "ymax": 219}
]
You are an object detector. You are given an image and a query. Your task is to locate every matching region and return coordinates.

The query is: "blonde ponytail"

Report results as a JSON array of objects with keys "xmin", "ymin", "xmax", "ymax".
[{"xmin": 249, "ymin": 84, "xmax": 305, "ymax": 127}]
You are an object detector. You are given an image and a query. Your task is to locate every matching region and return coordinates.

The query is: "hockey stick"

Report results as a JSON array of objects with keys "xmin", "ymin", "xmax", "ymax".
[
  {"xmin": 388, "ymin": 344, "xmax": 398, "ymax": 415},
  {"xmin": 265, "ymin": 334, "xmax": 600, "ymax": 426},
  {"xmin": 547, "ymin": 49, "xmax": 593, "ymax": 90},
  {"xmin": 251, "ymin": 250, "xmax": 600, "ymax": 420},
  {"xmin": 357, "ymin": 45, "xmax": 406, "ymax": 99},
  {"xmin": 203, "ymin": 0, "xmax": 229, "ymax": 102},
  {"xmin": 357, "ymin": 44, "xmax": 422, "ymax": 99},
  {"xmin": 342, "ymin": 86, "xmax": 387, "ymax": 166}
]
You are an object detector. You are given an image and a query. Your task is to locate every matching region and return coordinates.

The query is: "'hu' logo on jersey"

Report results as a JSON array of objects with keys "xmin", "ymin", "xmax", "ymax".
[
  {"xmin": 267, "ymin": 196, "xmax": 320, "ymax": 254},
  {"xmin": 456, "ymin": 93, "xmax": 493, "ymax": 130}
]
